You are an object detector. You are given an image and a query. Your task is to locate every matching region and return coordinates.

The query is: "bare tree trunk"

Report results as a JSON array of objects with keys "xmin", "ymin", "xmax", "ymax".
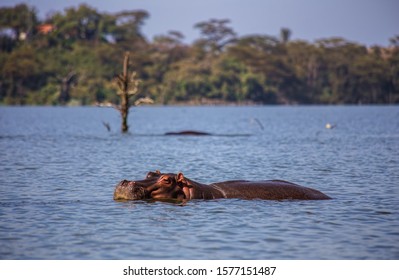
[
  {"xmin": 121, "ymin": 96, "xmax": 129, "ymax": 132},
  {"xmin": 59, "ymin": 71, "xmax": 76, "ymax": 105},
  {"xmin": 120, "ymin": 54, "xmax": 130, "ymax": 133},
  {"xmin": 114, "ymin": 52, "xmax": 140, "ymax": 133}
]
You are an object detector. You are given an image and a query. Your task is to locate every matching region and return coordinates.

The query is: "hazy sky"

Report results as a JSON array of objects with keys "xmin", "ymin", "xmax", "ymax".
[{"xmin": 2, "ymin": 0, "xmax": 398, "ymax": 46}]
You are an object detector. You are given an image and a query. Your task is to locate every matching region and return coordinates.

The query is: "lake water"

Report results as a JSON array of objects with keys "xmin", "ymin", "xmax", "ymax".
[{"xmin": 0, "ymin": 106, "xmax": 398, "ymax": 259}]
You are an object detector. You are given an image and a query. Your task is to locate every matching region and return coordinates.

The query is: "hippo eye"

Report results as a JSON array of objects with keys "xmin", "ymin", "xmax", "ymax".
[{"xmin": 161, "ymin": 177, "xmax": 172, "ymax": 184}]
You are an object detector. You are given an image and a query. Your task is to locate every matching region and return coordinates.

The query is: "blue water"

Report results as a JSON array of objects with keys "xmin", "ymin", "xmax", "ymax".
[{"xmin": 0, "ymin": 106, "xmax": 398, "ymax": 259}]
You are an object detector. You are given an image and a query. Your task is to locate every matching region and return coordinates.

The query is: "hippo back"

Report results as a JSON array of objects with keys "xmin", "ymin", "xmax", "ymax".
[{"xmin": 212, "ymin": 180, "xmax": 331, "ymax": 200}]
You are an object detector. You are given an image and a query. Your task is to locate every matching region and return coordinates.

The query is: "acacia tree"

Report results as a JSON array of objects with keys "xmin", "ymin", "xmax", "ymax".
[{"xmin": 194, "ymin": 18, "xmax": 236, "ymax": 55}]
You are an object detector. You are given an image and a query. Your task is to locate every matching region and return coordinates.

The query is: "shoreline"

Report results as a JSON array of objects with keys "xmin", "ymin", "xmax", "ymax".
[{"xmin": 0, "ymin": 103, "xmax": 398, "ymax": 108}]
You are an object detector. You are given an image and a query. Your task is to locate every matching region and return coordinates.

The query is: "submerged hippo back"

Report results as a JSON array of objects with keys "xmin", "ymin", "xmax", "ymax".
[{"xmin": 212, "ymin": 180, "xmax": 331, "ymax": 200}]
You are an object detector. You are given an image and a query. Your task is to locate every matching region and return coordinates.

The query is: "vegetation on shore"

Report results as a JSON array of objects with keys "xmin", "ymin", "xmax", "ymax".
[{"xmin": 1, "ymin": 3, "xmax": 398, "ymax": 106}]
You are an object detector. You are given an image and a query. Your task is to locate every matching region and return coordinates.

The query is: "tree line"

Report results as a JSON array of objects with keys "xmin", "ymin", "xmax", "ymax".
[{"xmin": 1, "ymin": 3, "xmax": 398, "ymax": 105}]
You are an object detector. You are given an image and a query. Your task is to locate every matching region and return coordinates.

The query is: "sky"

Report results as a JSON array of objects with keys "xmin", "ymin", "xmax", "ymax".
[{"xmin": 2, "ymin": 0, "xmax": 398, "ymax": 46}]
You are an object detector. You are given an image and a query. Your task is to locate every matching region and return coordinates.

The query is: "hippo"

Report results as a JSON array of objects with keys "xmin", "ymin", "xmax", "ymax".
[
  {"xmin": 113, "ymin": 171, "xmax": 331, "ymax": 202},
  {"xmin": 164, "ymin": 130, "xmax": 212, "ymax": 136}
]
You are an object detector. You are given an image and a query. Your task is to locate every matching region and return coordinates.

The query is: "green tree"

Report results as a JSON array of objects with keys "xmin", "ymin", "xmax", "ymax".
[
  {"xmin": 387, "ymin": 35, "xmax": 399, "ymax": 103},
  {"xmin": 194, "ymin": 19, "xmax": 236, "ymax": 55},
  {"xmin": 0, "ymin": 4, "xmax": 38, "ymax": 42},
  {"xmin": 0, "ymin": 3, "xmax": 398, "ymax": 106},
  {"xmin": 1, "ymin": 45, "xmax": 46, "ymax": 104}
]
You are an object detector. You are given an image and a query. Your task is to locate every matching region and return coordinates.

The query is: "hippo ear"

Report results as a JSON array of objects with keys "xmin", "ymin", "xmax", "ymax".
[
  {"xmin": 176, "ymin": 172, "xmax": 184, "ymax": 182},
  {"xmin": 176, "ymin": 172, "xmax": 193, "ymax": 186},
  {"xmin": 176, "ymin": 173, "xmax": 187, "ymax": 186}
]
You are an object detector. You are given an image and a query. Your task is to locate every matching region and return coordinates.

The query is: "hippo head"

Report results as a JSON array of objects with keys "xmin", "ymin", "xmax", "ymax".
[
  {"xmin": 113, "ymin": 179, "xmax": 151, "ymax": 200},
  {"xmin": 113, "ymin": 171, "xmax": 191, "ymax": 202}
]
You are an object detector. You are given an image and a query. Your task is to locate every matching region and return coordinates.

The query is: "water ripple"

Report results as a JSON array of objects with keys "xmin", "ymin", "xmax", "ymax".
[{"xmin": 1, "ymin": 106, "xmax": 398, "ymax": 259}]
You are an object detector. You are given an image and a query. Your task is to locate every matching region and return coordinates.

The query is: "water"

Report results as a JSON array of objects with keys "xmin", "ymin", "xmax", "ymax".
[{"xmin": 0, "ymin": 106, "xmax": 398, "ymax": 259}]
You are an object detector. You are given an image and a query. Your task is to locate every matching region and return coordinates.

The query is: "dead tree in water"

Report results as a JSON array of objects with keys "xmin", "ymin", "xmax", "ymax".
[
  {"xmin": 106, "ymin": 52, "xmax": 153, "ymax": 133},
  {"xmin": 114, "ymin": 52, "xmax": 140, "ymax": 133},
  {"xmin": 59, "ymin": 71, "xmax": 77, "ymax": 105}
]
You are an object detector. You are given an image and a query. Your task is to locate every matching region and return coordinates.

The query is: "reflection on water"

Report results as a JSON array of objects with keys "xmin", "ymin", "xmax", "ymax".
[{"xmin": 0, "ymin": 106, "xmax": 398, "ymax": 259}]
